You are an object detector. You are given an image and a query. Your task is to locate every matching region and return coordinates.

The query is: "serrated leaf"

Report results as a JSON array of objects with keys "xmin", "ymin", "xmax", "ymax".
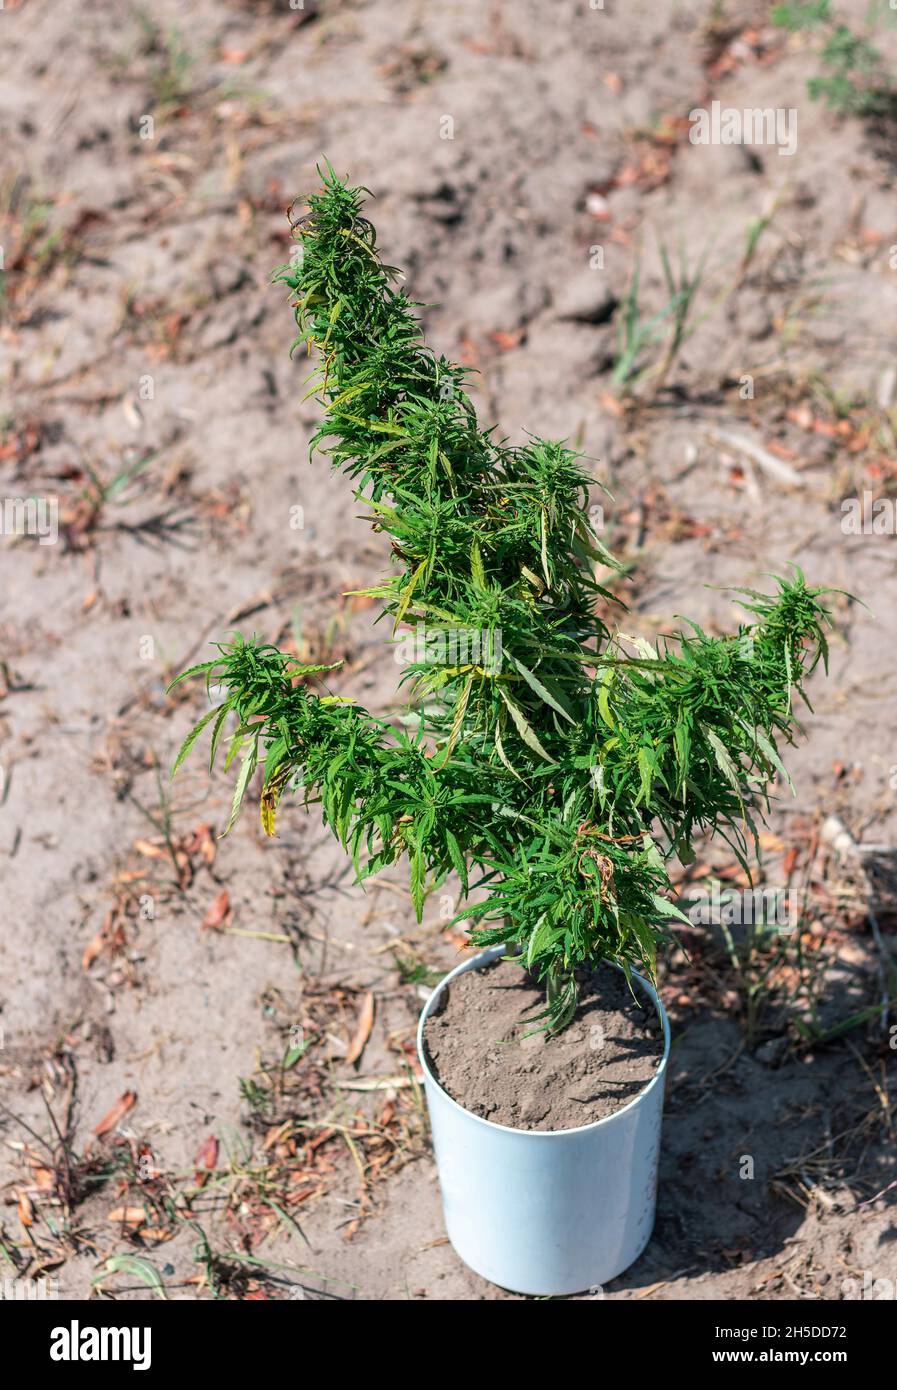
[
  {"xmin": 209, "ymin": 700, "xmax": 234, "ymax": 771},
  {"xmin": 508, "ymin": 653, "xmax": 574, "ymax": 723},
  {"xmin": 750, "ymin": 723, "xmax": 795, "ymax": 795},
  {"xmin": 526, "ymin": 913, "xmax": 553, "ymax": 969},
  {"xmin": 393, "ymin": 558, "xmax": 427, "ymax": 634},
  {"xmin": 171, "ymin": 704, "xmax": 222, "ymax": 779},
  {"xmin": 651, "ymin": 893, "xmax": 693, "ymax": 925},
  {"xmin": 539, "ymin": 507, "xmax": 551, "ymax": 589},
  {"xmin": 673, "ymin": 716, "xmax": 691, "ymax": 775},
  {"xmin": 439, "ymin": 672, "xmax": 473, "ymax": 767},
  {"xmin": 224, "ymin": 740, "xmax": 257, "ymax": 835},
  {"xmin": 598, "ymin": 666, "xmax": 616, "ymax": 731},
  {"xmin": 445, "ymin": 829, "xmax": 468, "ymax": 894},
  {"xmin": 260, "ymin": 778, "xmax": 282, "ymax": 836},
  {"xmin": 499, "ymin": 689, "xmax": 556, "ymax": 764},
  {"xmin": 637, "ymin": 745, "xmax": 656, "ymax": 803},
  {"xmin": 494, "ymin": 717, "xmax": 524, "ymax": 781},
  {"xmin": 520, "ymin": 565, "xmax": 544, "ymax": 594},
  {"xmin": 703, "ymin": 726, "xmax": 740, "ymax": 792},
  {"xmin": 410, "ymin": 844, "xmax": 426, "ymax": 921},
  {"xmin": 224, "ymin": 732, "xmax": 246, "ymax": 773},
  {"xmin": 166, "ymin": 659, "xmax": 220, "ymax": 693},
  {"xmin": 470, "ymin": 540, "xmax": 485, "ymax": 587}
]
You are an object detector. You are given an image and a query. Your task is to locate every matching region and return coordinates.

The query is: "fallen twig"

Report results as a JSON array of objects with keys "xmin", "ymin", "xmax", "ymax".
[{"xmin": 705, "ymin": 428, "xmax": 803, "ymax": 487}]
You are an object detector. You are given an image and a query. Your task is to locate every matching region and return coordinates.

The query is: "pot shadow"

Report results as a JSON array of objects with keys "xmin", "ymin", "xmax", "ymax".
[
  {"xmin": 563, "ymin": 983, "xmax": 667, "ymax": 1112},
  {"xmin": 606, "ymin": 925, "xmax": 897, "ymax": 1294},
  {"xmin": 496, "ymin": 963, "xmax": 669, "ymax": 1115}
]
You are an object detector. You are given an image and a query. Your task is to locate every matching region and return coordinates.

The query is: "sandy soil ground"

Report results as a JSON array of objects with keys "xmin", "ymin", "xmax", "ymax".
[{"xmin": 2, "ymin": 0, "xmax": 897, "ymax": 1300}]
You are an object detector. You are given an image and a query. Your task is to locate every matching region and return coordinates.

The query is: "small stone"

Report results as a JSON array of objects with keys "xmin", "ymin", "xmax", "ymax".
[{"xmin": 553, "ymin": 272, "xmax": 618, "ymax": 326}]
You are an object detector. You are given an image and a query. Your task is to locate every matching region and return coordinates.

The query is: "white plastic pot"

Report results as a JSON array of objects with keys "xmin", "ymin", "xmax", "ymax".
[{"xmin": 416, "ymin": 944, "xmax": 671, "ymax": 1296}]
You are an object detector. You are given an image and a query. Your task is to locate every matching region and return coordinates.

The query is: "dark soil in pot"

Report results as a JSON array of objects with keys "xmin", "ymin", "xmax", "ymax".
[{"xmin": 423, "ymin": 957, "xmax": 664, "ymax": 1131}]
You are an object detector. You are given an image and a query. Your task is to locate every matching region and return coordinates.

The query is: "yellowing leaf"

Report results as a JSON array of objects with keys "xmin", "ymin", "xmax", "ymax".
[{"xmin": 261, "ymin": 782, "xmax": 282, "ymax": 836}]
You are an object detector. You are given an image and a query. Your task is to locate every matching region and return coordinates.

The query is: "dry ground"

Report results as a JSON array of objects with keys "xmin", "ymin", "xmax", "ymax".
[{"xmin": 1, "ymin": 0, "xmax": 897, "ymax": 1300}]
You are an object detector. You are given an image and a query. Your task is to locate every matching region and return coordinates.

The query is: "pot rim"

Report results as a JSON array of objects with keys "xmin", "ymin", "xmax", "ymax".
[{"xmin": 416, "ymin": 943, "xmax": 671, "ymax": 1139}]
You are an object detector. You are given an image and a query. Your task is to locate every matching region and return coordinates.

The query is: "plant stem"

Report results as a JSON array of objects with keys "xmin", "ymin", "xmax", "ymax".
[{"xmin": 546, "ymin": 961, "xmax": 579, "ymax": 1034}]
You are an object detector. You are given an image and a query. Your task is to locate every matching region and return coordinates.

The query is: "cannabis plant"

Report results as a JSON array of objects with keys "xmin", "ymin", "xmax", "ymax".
[{"xmin": 171, "ymin": 167, "xmax": 833, "ymax": 1031}]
